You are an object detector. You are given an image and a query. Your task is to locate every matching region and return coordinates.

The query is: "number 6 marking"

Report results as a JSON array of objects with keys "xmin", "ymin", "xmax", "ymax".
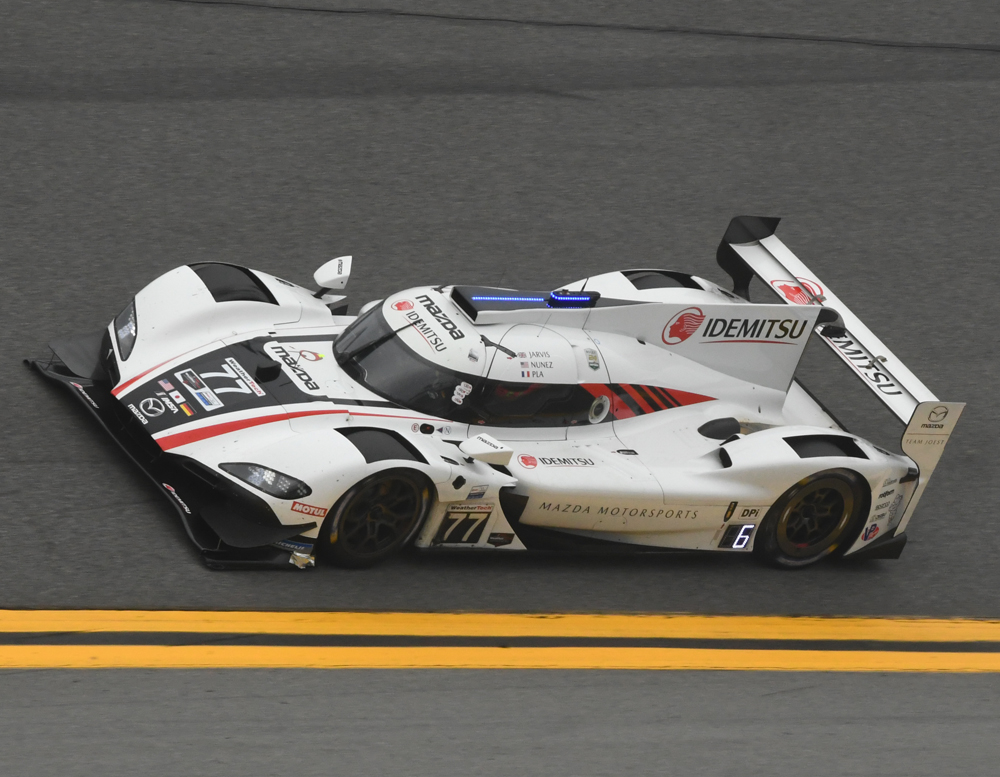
[{"xmin": 733, "ymin": 524, "xmax": 754, "ymax": 549}]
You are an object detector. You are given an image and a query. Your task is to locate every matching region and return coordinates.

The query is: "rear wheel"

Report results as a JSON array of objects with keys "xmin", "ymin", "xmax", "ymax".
[
  {"xmin": 318, "ymin": 469, "xmax": 432, "ymax": 569},
  {"xmin": 753, "ymin": 469, "xmax": 867, "ymax": 568}
]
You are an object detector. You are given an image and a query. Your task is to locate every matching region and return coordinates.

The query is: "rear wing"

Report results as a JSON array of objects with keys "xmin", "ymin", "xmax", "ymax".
[{"xmin": 716, "ymin": 216, "xmax": 964, "ymax": 533}]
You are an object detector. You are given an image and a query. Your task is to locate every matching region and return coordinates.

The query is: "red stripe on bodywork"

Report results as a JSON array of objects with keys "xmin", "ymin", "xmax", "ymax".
[
  {"xmin": 581, "ymin": 383, "xmax": 635, "ymax": 419},
  {"xmin": 648, "ymin": 386, "xmax": 678, "ymax": 408},
  {"xmin": 155, "ymin": 409, "xmax": 348, "ymax": 451},
  {"xmin": 621, "ymin": 384, "xmax": 656, "ymax": 414},
  {"xmin": 660, "ymin": 387, "xmax": 715, "ymax": 407},
  {"xmin": 112, "ymin": 358, "xmax": 175, "ymax": 397}
]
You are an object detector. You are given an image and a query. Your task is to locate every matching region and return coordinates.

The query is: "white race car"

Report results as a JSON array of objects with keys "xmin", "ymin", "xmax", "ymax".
[{"xmin": 31, "ymin": 217, "xmax": 963, "ymax": 570}]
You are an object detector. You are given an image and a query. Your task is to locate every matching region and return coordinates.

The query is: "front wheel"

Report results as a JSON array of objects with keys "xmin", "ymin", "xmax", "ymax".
[
  {"xmin": 318, "ymin": 469, "xmax": 432, "ymax": 569},
  {"xmin": 753, "ymin": 469, "xmax": 868, "ymax": 569}
]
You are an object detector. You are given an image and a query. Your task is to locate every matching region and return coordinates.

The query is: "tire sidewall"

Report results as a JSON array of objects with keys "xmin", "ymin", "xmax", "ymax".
[
  {"xmin": 318, "ymin": 468, "xmax": 433, "ymax": 569},
  {"xmin": 754, "ymin": 468, "xmax": 869, "ymax": 569}
]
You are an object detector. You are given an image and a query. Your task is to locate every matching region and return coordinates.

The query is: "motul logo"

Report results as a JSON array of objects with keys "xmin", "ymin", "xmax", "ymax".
[
  {"xmin": 662, "ymin": 307, "xmax": 705, "ymax": 344},
  {"xmin": 291, "ymin": 501, "xmax": 328, "ymax": 518}
]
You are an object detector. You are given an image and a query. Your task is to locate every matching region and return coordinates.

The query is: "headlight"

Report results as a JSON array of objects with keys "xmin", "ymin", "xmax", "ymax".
[
  {"xmin": 219, "ymin": 463, "xmax": 312, "ymax": 499},
  {"xmin": 113, "ymin": 300, "xmax": 138, "ymax": 361}
]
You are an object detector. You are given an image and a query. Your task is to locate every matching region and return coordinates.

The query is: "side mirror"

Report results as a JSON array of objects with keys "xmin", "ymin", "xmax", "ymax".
[
  {"xmin": 314, "ymin": 255, "xmax": 353, "ymax": 291},
  {"xmin": 458, "ymin": 434, "xmax": 513, "ymax": 466}
]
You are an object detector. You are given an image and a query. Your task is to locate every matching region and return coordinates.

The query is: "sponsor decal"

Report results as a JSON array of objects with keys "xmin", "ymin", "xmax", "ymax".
[
  {"xmin": 886, "ymin": 494, "xmax": 905, "ymax": 528},
  {"xmin": 162, "ymin": 483, "xmax": 192, "ymax": 514},
  {"xmin": 70, "ymin": 382, "xmax": 100, "ymax": 409},
  {"xmin": 139, "ymin": 397, "xmax": 165, "ymax": 417},
  {"xmin": 415, "ymin": 294, "xmax": 465, "ymax": 340},
  {"xmin": 534, "ymin": 457, "xmax": 596, "ymax": 467},
  {"xmin": 224, "ymin": 357, "xmax": 267, "ymax": 397},
  {"xmin": 720, "ymin": 523, "xmax": 755, "ymax": 550},
  {"xmin": 265, "ymin": 343, "xmax": 323, "ymax": 394},
  {"xmin": 877, "ymin": 488, "xmax": 895, "ymax": 500},
  {"xmin": 662, "ymin": 307, "xmax": 706, "ymax": 345},
  {"xmin": 701, "ymin": 317, "xmax": 809, "ymax": 344},
  {"xmin": 724, "ymin": 501, "xmax": 738, "ymax": 522},
  {"xmin": 883, "ymin": 477, "xmax": 898, "ymax": 487},
  {"xmin": 272, "ymin": 538, "xmax": 314, "ymax": 553},
  {"xmin": 770, "ymin": 277, "xmax": 824, "ymax": 305},
  {"xmin": 921, "ymin": 405, "xmax": 949, "ymax": 429},
  {"xmin": 518, "ymin": 454, "xmax": 537, "ymax": 469},
  {"xmin": 296, "ymin": 351, "xmax": 323, "ymax": 362},
  {"xmin": 824, "ymin": 333, "xmax": 903, "ymax": 396},
  {"xmin": 862, "ymin": 523, "xmax": 880, "ymax": 542},
  {"xmin": 538, "ymin": 502, "xmax": 699, "ymax": 519},
  {"xmin": 391, "ymin": 299, "xmax": 414, "ymax": 311},
  {"xmin": 403, "ymin": 310, "xmax": 450, "ymax": 353},
  {"xmin": 155, "ymin": 392, "xmax": 179, "ymax": 414},
  {"xmin": 467, "ymin": 485, "xmax": 488, "ymax": 500},
  {"xmin": 487, "ymin": 532, "xmax": 515, "ymax": 547},
  {"xmin": 291, "ymin": 501, "xmax": 328, "ymax": 518},
  {"xmin": 663, "ymin": 308, "xmax": 809, "ymax": 346},
  {"xmin": 127, "ymin": 403, "xmax": 148, "ymax": 425},
  {"xmin": 433, "ymin": 503, "xmax": 493, "ymax": 545},
  {"xmin": 875, "ymin": 501, "xmax": 891, "ymax": 511},
  {"xmin": 451, "ymin": 381, "xmax": 473, "ymax": 405},
  {"xmin": 740, "ymin": 508, "xmax": 760, "ymax": 518},
  {"xmin": 585, "ymin": 348, "xmax": 600, "ymax": 370},
  {"xmin": 176, "ymin": 369, "xmax": 224, "ymax": 411}
]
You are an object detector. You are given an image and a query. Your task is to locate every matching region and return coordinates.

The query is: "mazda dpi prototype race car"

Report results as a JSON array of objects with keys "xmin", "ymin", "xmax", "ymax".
[{"xmin": 30, "ymin": 217, "xmax": 963, "ymax": 570}]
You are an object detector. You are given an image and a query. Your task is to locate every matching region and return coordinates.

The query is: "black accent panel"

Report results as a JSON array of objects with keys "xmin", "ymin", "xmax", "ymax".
[
  {"xmin": 27, "ymin": 358, "xmax": 304, "ymax": 569},
  {"xmin": 200, "ymin": 502, "xmax": 315, "ymax": 548},
  {"xmin": 845, "ymin": 531, "xmax": 907, "ymax": 561},
  {"xmin": 698, "ymin": 417, "xmax": 741, "ymax": 440},
  {"xmin": 716, "ymin": 241, "xmax": 755, "ymax": 301},
  {"xmin": 718, "ymin": 448, "xmax": 733, "ymax": 468},
  {"xmin": 722, "ymin": 215, "xmax": 781, "ymax": 244},
  {"xmin": 899, "ymin": 467, "xmax": 919, "ymax": 484},
  {"xmin": 785, "ymin": 435, "xmax": 868, "ymax": 459},
  {"xmin": 49, "ymin": 330, "xmax": 109, "ymax": 381},
  {"xmin": 190, "ymin": 262, "xmax": 278, "ymax": 305},
  {"xmin": 498, "ymin": 487, "xmax": 644, "ymax": 552},
  {"xmin": 622, "ymin": 270, "xmax": 702, "ymax": 290},
  {"xmin": 816, "ymin": 308, "xmax": 839, "ymax": 325},
  {"xmin": 716, "ymin": 216, "xmax": 781, "ymax": 301},
  {"xmin": 339, "ymin": 427, "xmax": 427, "ymax": 464},
  {"xmin": 498, "ymin": 486, "xmax": 528, "ymax": 523}
]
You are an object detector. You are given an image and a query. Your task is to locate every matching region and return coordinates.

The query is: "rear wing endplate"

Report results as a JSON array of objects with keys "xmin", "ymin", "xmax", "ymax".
[{"xmin": 716, "ymin": 216, "xmax": 964, "ymax": 530}]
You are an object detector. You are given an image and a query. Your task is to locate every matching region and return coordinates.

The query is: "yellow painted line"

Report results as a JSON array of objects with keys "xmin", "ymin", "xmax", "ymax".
[
  {"xmin": 1, "ymin": 610, "xmax": 999, "ymax": 642},
  {"xmin": 1, "ymin": 645, "xmax": 999, "ymax": 671}
]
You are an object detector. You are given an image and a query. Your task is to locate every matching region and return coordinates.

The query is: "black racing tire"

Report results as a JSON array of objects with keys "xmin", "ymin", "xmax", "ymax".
[
  {"xmin": 753, "ymin": 469, "xmax": 869, "ymax": 569},
  {"xmin": 318, "ymin": 469, "xmax": 432, "ymax": 569}
]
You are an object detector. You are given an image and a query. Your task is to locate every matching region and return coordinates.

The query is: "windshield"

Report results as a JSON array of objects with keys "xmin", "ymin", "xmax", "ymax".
[{"xmin": 334, "ymin": 308, "xmax": 599, "ymax": 427}]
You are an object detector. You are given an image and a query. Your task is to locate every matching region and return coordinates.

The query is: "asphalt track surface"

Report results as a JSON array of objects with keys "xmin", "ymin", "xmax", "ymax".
[{"xmin": 3, "ymin": 1, "xmax": 1000, "ymax": 774}]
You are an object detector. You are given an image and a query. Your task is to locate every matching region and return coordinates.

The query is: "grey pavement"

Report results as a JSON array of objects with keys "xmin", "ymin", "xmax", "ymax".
[{"xmin": 2, "ymin": 669, "xmax": 998, "ymax": 777}]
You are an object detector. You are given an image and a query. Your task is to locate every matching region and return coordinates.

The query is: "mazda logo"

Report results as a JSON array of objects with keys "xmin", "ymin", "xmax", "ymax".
[
  {"xmin": 928, "ymin": 406, "xmax": 948, "ymax": 423},
  {"xmin": 140, "ymin": 397, "xmax": 165, "ymax": 417}
]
